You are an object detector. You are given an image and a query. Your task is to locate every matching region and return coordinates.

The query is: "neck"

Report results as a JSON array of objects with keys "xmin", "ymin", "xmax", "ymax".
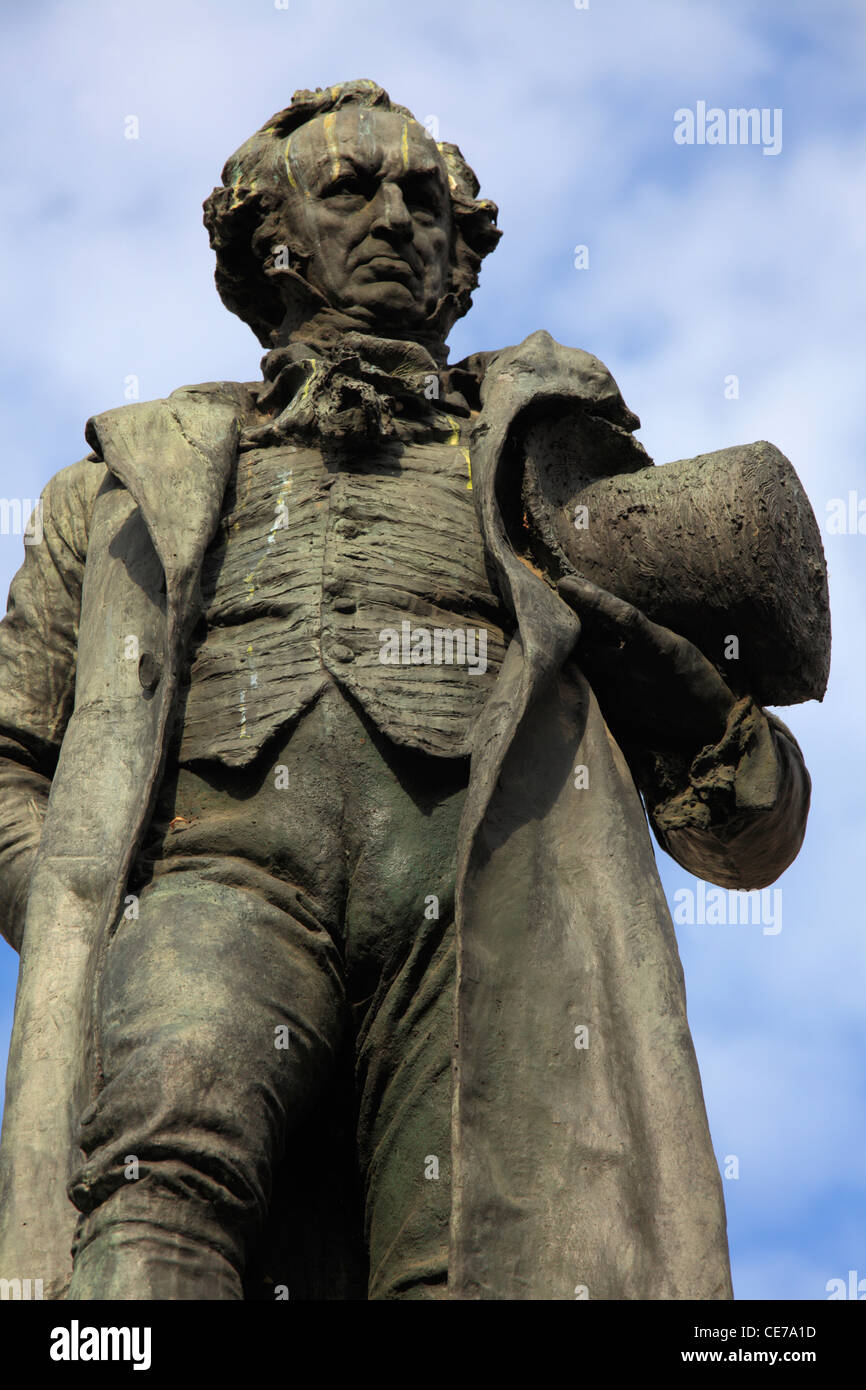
[{"xmin": 278, "ymin": 307, "xmax": 449, "ymax": 366}]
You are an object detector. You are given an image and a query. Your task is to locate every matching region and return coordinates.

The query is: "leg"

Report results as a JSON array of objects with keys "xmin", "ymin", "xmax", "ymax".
[
  {"xmin": 355, "ymin": 913, "xmax": 456, "ymax": 1301},
  {"xmin": 335, "ymin": 697, "xmax": 467, "ymax": 1300},
  {"xmin": 68, "ymin": 860, "xmax": 345, "ymax": 1300}
]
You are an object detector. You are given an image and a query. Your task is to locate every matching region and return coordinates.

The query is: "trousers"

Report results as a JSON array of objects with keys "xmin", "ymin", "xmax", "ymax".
[{"xmin": 67, "ymin": 681, "xmax": 469, "ymax": 1300}]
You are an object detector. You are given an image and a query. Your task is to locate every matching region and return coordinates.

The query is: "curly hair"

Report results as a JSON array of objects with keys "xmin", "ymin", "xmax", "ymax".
[{"xmin": 202, "ymin": 79, "xmax": 502, "ymax": 347}]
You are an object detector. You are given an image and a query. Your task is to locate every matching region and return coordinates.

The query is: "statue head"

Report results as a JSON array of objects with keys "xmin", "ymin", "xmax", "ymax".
[{"xmin": 203, "ymin": 79, "xmax": 501, "ymax": 360}]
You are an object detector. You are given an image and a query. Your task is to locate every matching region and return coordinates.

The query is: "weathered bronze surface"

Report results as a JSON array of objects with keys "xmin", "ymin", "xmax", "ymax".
[{"xmin": 0, "ymin": 79, "xmax": 828, "ymax": 1300}]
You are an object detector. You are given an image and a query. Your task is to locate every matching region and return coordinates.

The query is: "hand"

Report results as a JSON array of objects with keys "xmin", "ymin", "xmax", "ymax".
[{"xmin": 558, "ymin": 574, "xmax": 736, "ymax": 752}]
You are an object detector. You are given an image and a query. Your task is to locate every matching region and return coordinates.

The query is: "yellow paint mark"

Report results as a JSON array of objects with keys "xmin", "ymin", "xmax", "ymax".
[
  {"xmin": 299, "ymin": 362, "xmax": 317, "ymax": 401},
  {"xmin": 284, "ymin": 137, "xmax": 298, "ymax": 191},
  {"xmin": 323, "ymin": 112, "xmax": 340, "ymax": 180},
  {"xmin": 462, "ymin": 447, "xmax": 473, "ymax": 490},
  {"xmin": 445, "ymin": 414, "xmax": 472, "ymax": 489},
  {"xmin": 227, "ymin": 165, "xmax": 245, "ymax": 209},
  {"xmin": 401, "ymin": 122, "xmax": 410, "ymax": 172}
]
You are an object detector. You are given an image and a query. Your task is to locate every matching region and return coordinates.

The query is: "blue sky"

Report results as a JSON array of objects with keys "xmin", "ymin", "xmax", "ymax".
[{"xmin": 1, "ymin": 0, "xmax": 864, "ymax": 1301}]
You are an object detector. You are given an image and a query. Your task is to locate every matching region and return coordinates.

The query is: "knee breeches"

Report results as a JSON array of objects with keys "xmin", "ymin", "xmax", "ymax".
[{"xmin": 68, "ymin": 684, "xmax": 468, "ymax": 1301}]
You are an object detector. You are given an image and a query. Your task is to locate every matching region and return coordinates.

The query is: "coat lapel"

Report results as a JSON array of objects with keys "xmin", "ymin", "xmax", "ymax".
[{"xmin": 84, "ymin": 382, "xmax": 253, "ymax": 618}]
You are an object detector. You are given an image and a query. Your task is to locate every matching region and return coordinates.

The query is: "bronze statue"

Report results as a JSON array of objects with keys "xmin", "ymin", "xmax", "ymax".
[{"xmin": 0, "ymin": 79, "xmax": 829, "ymax": 1300}]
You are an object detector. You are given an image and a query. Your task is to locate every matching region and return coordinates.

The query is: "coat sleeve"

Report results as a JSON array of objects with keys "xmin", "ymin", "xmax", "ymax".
[
  {"xmin": 627, "ymin": 695, "xmax": 811, "ymax": 890},
  {"xmin": 0, "ymin": 456, "xmax": 105, "ymax": 951}
]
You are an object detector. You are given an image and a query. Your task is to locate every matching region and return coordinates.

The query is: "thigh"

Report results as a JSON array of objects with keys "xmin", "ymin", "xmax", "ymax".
[{"xmin": 74, "ymin": 861, "xmax": 346, "ymax": 1230}]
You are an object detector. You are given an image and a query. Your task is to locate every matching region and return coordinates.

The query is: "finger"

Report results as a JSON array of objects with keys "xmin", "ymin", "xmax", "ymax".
[
  {"xmin": 559, "ymin": 575, "xmax": 676, "ymax": 652},
  {"xmin": 562, "ymin": 574, "xmax": 735, "ymax": 705},
  {"xmin": 558, "ymin": 574, "xmax": 631, "ymax": 625}
]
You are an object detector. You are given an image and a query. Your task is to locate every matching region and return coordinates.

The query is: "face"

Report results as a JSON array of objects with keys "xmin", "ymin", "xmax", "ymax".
[{"xmin": 281, "ymin": 106, "xmax": 453, "ymax": 332}]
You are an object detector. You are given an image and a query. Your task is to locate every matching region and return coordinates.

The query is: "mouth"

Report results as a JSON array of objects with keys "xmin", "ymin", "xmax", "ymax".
[{"xmin": 357, "ymin": 254, "xmax": 417, "ymax": 283}]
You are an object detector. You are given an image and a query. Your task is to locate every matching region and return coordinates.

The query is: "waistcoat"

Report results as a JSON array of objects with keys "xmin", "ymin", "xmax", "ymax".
[{"xmin": 177, "ymin": 412, "xmax": 512, "ymax": 765}]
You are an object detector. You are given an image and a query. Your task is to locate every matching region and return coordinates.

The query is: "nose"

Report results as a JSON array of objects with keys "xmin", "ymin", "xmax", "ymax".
[{"xmin": 370, "ymin": 181, "xmax": 413, "ymax": 238}]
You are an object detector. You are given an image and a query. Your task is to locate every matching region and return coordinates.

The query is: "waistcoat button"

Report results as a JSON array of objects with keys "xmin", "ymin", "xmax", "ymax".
[
  {"xmin": 138, "ymin": 651, "xmax": 161, "ymax": 692},
  {"xmin": 328, "ymin": 643, "xmax": 355, "ymax": 664}
]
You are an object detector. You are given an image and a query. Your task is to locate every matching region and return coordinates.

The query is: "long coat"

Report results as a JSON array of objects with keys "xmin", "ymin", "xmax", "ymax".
[{"xmin": 0, "ymin": 331, "xmax": 810, "ymax": 1299}]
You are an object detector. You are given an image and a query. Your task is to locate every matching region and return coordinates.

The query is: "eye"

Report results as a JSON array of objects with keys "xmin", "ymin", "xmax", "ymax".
[
  {"xmin": 324, "ymin": 173, "xmax": 374, "ymax": 200},
  {"xmin": 400, "ymin": 178, "xmax": 445, "ymax": 221}
]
